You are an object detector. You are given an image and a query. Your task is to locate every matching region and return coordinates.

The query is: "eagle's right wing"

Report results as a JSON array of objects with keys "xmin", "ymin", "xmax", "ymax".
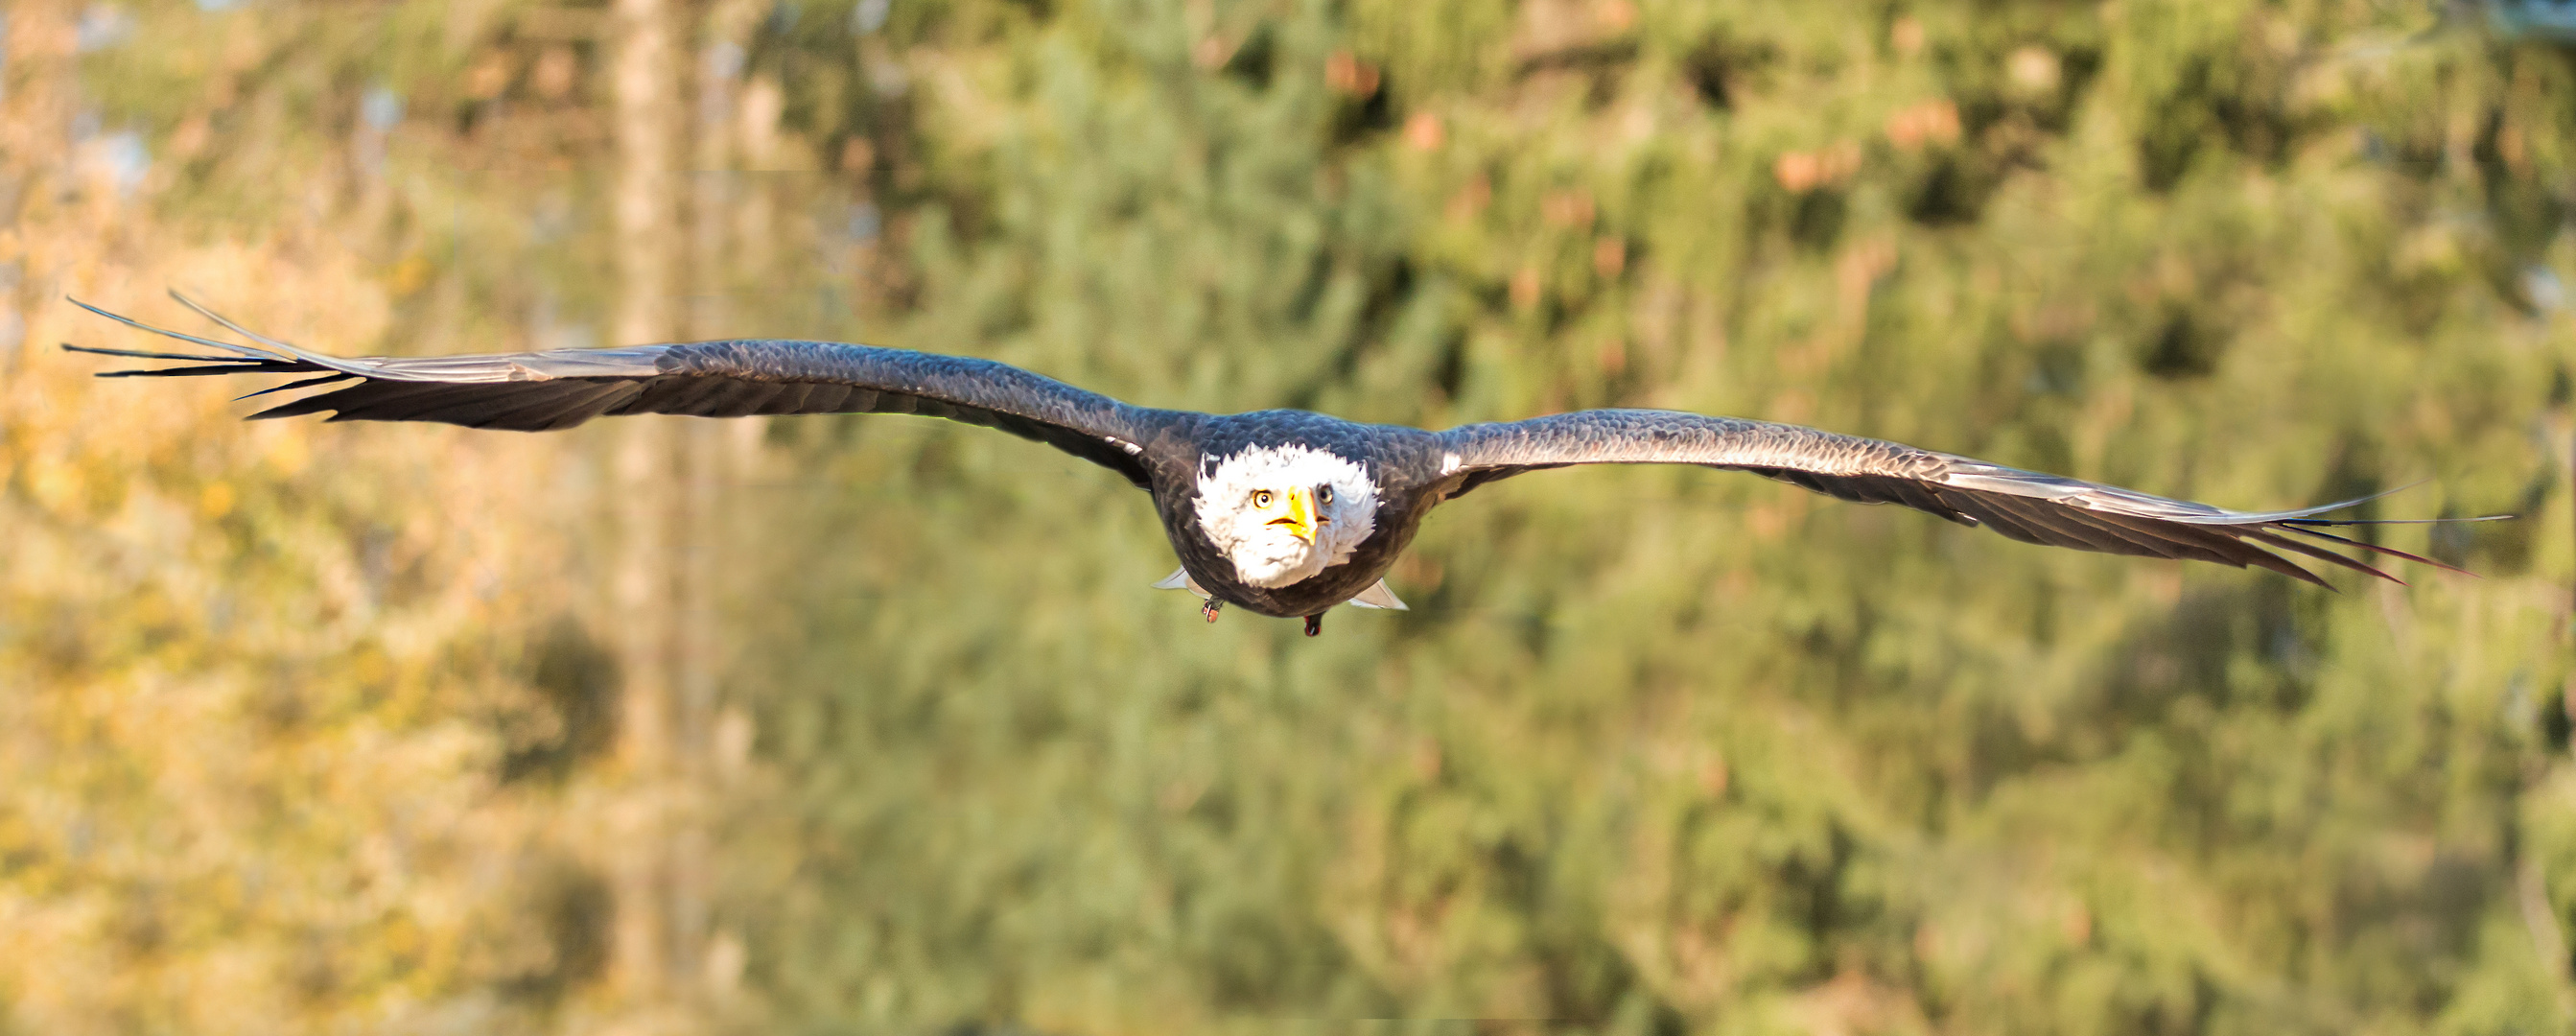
[{"xmin": 69, "ymin": 294, "xmax": 1164, "ymax": 487}]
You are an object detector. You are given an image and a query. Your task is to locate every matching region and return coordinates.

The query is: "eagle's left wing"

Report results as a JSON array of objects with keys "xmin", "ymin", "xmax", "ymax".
[
  {"xmin": 68, "ymin": 294, "xmax": 1165, "ymax": 487},
  {"xmin": 1436, "ymin": 409, "xmax": 2491, "ymax": 586}
]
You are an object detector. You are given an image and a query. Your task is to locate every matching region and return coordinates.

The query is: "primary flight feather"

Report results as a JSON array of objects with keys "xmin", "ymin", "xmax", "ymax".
[{"xmin": 70, "ymin": 294, "xmax": 2486, "ymax": 636}]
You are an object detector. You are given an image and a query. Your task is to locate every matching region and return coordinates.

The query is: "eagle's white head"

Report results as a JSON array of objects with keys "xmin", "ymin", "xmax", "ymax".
[{"xmin": 1194, "ymin": 444, "xmax": 1380, "ymax": 587}]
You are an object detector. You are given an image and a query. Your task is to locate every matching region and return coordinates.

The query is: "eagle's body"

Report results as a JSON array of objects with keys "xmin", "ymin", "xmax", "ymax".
[
  {"xmin": 1148, "ymin": 412, "xmax": 1447, "ymax": 619},
  {"xmin": 71, "ymin": 295, "xmax": 2477, "ymax": 633}
]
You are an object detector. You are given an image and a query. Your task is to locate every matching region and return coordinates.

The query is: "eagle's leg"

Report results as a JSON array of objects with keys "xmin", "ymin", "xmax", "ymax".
[
  {"xmin": 1202, "ymin": 600, "xmax": 1223, "ymax": 624},
  {"xmin": 1303, "ymin": 614, "xmax": 1323, "ymax": 637}
]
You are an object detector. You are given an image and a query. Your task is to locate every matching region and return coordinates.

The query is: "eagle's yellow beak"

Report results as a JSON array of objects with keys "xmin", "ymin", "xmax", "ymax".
[{"xmin": 1266, "ymin": 486, "xmax": 1315, "ymax": 543}]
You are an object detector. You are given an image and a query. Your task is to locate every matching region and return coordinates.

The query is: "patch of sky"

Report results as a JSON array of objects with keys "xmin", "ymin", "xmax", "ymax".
[
  {"xmin": 2491, "ymin": 0, "xmax": 2576, "ymax": 41},
  {"xmin": 529, "ymin": 193, "xmax": 576, "ymax": 244},
  {"xmin": 2505, "ymin": 671, "xmax": 2538, "ymax": 737},
  {"xmin": 869, "ymin": 59, "xmax": 908, "ymax": 96},
  {"xmin": 75, "ymin": 5, "xmax": 131, "ymax": 53},
  {"xmin": 2522, "ymin": 265, "xmax": 2564, "ymax": 314},
  {"xmin": 701, "ymin": 42, "xmax": 745, "ymax": 129},
  {"xmin": 71, "ymin": 117, "xmax": 152, "ymax": 199},
  {"xmin": 100, "ymin": 131, "xmax": 150, "ymax": 195},
  {"xmin": 854, "ymin": 0, "xmax": 891, "ymax": 35},
  {"xmin": 362, "ymin": 85, "xmax": 405, "ymax": 130},
  {"xmin": 707, "ymin": 40, "xmax": 746, "ymax": 82}
]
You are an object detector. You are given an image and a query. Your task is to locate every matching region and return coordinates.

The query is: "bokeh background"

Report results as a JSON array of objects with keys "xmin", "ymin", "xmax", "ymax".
[{"xmin": 3, "ymin": 0, "xmax": 2574, "ymax": 1032}]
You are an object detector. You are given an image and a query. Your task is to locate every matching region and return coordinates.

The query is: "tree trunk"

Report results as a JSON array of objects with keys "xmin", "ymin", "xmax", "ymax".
[
  {"xmin": 672, "ymin": 0, "xmax": 762, "ymax": 1002},
  {"xmin": 607, "ymin": 0, "xmax": 678, "ymax": 1011}
]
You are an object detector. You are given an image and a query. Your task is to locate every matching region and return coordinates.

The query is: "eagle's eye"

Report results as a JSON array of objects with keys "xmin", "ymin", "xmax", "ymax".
[
  {"xmin": 1317, "ymin": 485, "xmax": 1334, "ymax": 505},
  {"xmin": 1253, "ymin": 490, "xmax": 1274, "ymax": 508}
]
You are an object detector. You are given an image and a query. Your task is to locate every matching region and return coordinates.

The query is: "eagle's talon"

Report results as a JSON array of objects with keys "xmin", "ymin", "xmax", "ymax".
[
  {"xmin": 1303, "ymin": 614, "xmax": 1323, "ymax": 637},
  {"xmin": 1202, "ymin": 600, "xmax": 1223, "ymax": 624}
]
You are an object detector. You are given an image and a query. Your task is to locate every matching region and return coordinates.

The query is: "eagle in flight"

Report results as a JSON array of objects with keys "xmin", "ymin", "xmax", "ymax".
[{"xmin": 72, "ymin": 294, "xmax": 2472, "ymax": 636}]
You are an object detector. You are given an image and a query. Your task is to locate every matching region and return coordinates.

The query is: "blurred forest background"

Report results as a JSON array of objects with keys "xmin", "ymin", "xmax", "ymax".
[{"xmin": 3, "ymin": 0, "xmax": 2574, "ymax": 1032}]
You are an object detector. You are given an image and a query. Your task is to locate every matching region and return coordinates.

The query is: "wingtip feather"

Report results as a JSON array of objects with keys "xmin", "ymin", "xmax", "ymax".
[
  {"xmin": 65, "ymin": 295, "xmax": 288, "ymax": 361},
  {"xmin": 2275, "ymin": 524, "xmax": 2481, "ymax": 579},
  {"xmin": 2241, "ymin": 528, "xmax": 2406, "ymax": 586},
  {"xmin": 168, "ymin": 290, "xmax": 313, "ymax": 358}
]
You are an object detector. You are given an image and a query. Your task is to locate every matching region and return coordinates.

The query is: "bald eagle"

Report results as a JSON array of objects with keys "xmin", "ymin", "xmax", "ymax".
[{"xmin": 71, "ymin": 294, "xmax": 2479, "ymax": 636}]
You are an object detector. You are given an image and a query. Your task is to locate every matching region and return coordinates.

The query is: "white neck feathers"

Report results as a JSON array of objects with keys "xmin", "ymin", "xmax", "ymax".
[{"xmin": 1193, "ymin": 444, "xmax": 1379, "ymax": 588}]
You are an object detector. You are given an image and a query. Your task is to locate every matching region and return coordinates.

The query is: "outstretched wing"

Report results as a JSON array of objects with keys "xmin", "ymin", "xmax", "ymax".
[
  {"xmin": 1437, "ymin": 410, "xmax": 2495, "ymax": 586},
  {"xmin": 68, "ymin": 294, "xmax": 1162, "ymax": 487}
]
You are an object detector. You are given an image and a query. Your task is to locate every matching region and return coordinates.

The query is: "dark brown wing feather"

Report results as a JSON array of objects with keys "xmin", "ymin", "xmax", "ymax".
[
  {"xmin": 1438, "ymin": 409, "xmax": 2489, "ymax": 586},
  {"xmin": 67, "ymin": 294, "xmax": 1161, "ymax": 486}
]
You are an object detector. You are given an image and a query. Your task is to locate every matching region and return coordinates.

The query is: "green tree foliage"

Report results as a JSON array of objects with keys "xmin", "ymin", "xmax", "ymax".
[
  {"xmin": 4, "ymin": 0, "xmax": 2572, "ymax": 1033},
  {"xmin": 740, "ymin": 0, "xmax": 2576, "ymax": 1032}
]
